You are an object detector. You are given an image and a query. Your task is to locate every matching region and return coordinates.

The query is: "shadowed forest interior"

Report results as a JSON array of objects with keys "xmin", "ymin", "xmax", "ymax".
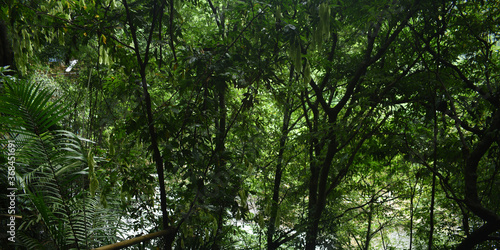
[{"xmin": 0, "ymin": 0, "xmax": 499, "ymax": 249}]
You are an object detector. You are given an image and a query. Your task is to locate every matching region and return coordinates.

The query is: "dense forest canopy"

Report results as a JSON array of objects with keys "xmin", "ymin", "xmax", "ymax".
[{"xmin": 0, "ymin": 0, "xmax": 499, "ymax": 249}]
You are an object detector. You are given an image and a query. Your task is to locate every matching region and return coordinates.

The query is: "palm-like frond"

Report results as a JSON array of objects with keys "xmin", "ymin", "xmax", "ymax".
[
  {"xmin": 17, "ymin": 231, "xmax": 46, "ymax": 250},
  {"xmin": 0, "ymin": 78, "xmax": 69, "ymax": 138},
  {"xmin": 1, "ymin": 75, "xmax": 128, "ymax": 250},
  {"xmin": 0, "ymin": 78, "xmax": 93, "ymax": 249}
]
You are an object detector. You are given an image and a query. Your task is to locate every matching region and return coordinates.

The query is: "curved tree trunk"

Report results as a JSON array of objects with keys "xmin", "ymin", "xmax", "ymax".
[{"xmin": 123, "ymin": 0, "xmax": 175, "ymax": 248}]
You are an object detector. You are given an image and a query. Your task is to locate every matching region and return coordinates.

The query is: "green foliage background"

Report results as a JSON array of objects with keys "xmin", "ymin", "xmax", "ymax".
[{"xmin": 1, "ymin": 0, "xmax": 499, "ymax": 249}]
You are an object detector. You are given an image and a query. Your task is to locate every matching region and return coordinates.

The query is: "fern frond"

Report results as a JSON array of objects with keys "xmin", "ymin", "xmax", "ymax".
[
  {"xmin": 17, "ymin": 231, "xmax": 47, "ymax": 250},
  {"xmin": 1, "ymin": 79, "xmax": 88, "ymax": 249},
  {"xmin": 2, "ymin": 77, "xmax": 127, "ymax": 250}
]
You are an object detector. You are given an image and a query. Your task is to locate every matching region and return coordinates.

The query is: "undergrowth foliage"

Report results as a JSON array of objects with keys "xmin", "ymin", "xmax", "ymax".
[{"xmin": 0, "ymin": 77, "xmax": 119, "ymax": 249}]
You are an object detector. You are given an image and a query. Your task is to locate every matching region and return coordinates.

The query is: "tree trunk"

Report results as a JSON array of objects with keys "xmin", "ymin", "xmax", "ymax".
[
  {"xmin": 305, "ymin": 134, "xmax": 338, "ymax": 250},
  {"xmin": 456, "ymin": 221, "xmax": 500, "ymax": 250},
  {"xmin": 428, "ymin": 95, "xmax": 438, "ymax": 250},
  {"xmin": 0, "ymin": 20, "xmax": 14, "ymax": 69},
  {"xmin": 123, "ymin": 0, "xmax": 174, "ymax": 248},
  {"xmin": 267, "ymin": 100, "xmax": 291, "ymax": 250},
  {"xmin": 212, "ymin": 81, "xmax": 227, "ymax": 249},
  {"xmin": 363, "ymin": 203, "xmax": 373, "ymax": 250}
]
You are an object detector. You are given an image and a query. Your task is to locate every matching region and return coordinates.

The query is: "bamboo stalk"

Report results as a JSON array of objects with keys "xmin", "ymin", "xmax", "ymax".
[
  {"xmin": 0, "ymin": 214, "xmax": 22, "ymax": 219},
  {"xmin": 93, "ymin": 229, "xmax": 172, "ymax": 250}
]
